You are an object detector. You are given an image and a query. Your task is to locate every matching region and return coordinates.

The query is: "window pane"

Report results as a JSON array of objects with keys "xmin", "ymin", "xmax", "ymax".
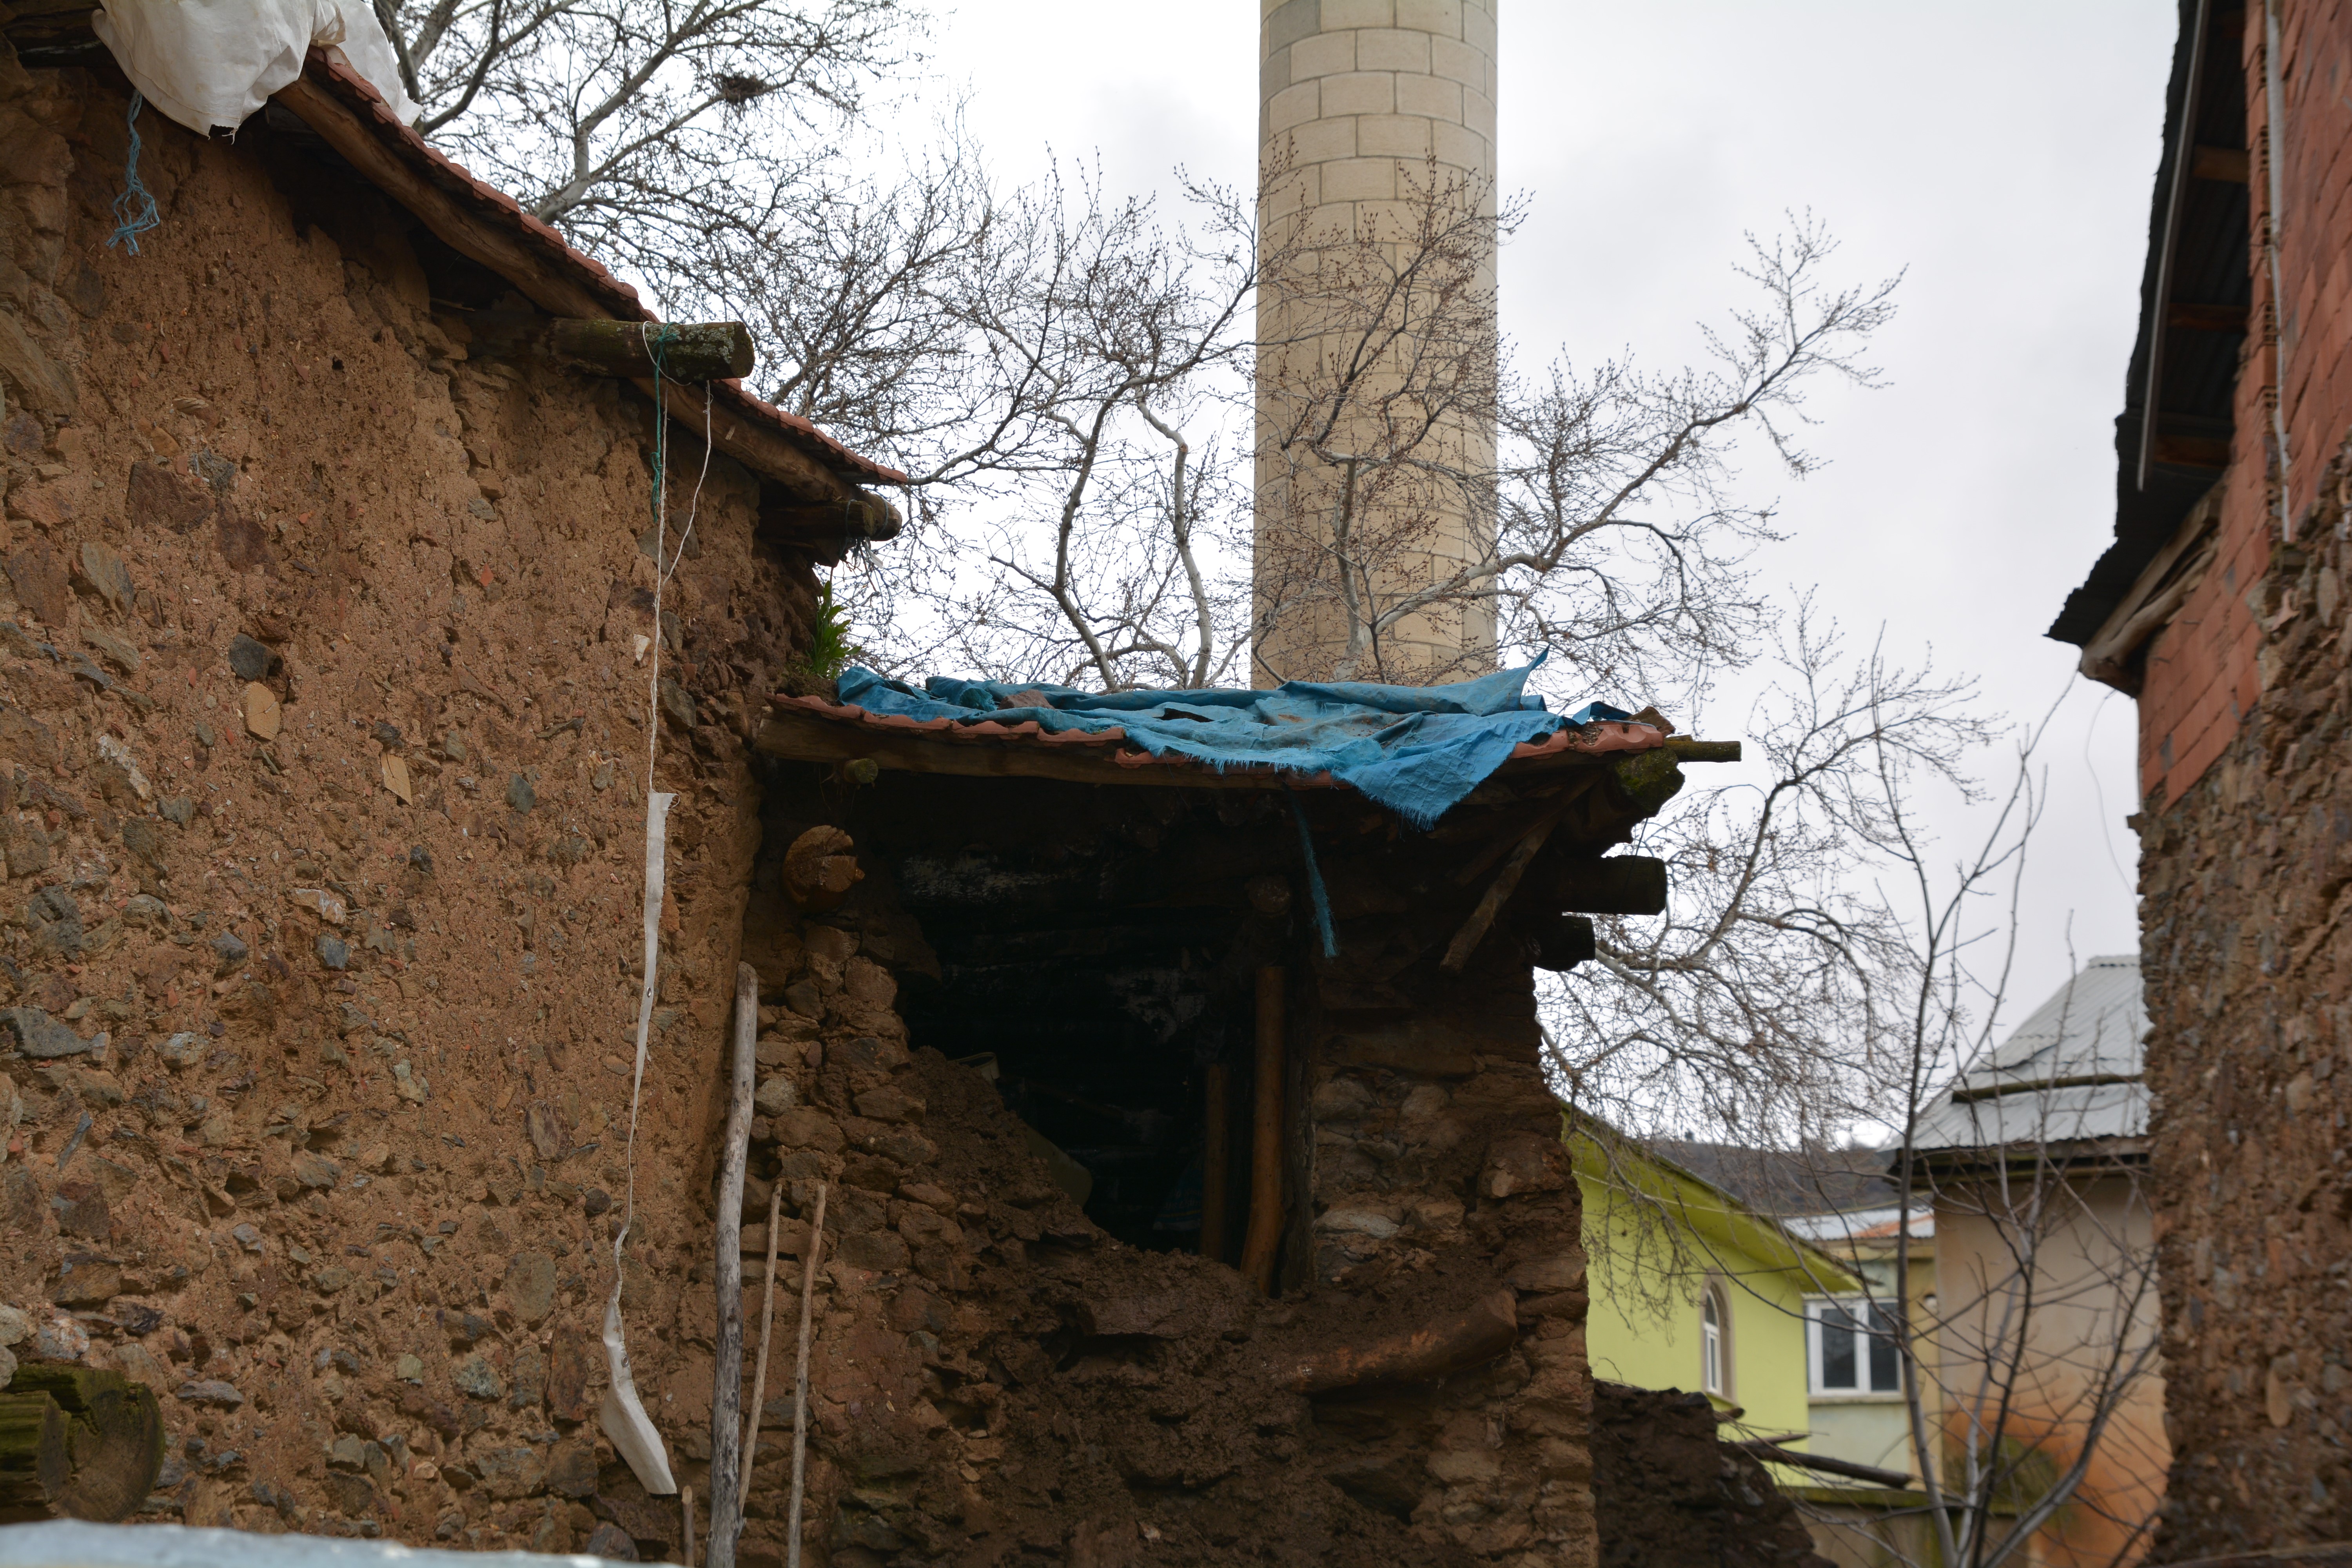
[
  {"xmin": 1868, "ymin": 1306, "xmax": 1900, "ymax": 1392},
  {"xmin": 1819, "ymin": 1305, "xmax": 1857, "ymax": 1389}
]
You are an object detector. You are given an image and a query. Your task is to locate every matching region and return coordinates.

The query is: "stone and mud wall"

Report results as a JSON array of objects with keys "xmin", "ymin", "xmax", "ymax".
[
  {"xmin": 1, "ymin": 40, "xmax": 1831, "ymax": 1568},
  {"xmin": 0, "ymin": 49, "xmax": 813, "ymax": 1552},
  {"xmin": 2136, "ymin": 430, "xmax": 2352, "ymax": 1558}
]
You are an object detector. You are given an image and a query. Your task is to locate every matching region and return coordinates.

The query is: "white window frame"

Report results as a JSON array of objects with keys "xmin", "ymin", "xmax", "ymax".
[
  {"xmin": 1699, "ymin": 1281, "xmax": 1730, "ymax": 1398},
  {"xmin": 1805, "ymin": 1294, "xmax": 1904, "ymax": 1400}
]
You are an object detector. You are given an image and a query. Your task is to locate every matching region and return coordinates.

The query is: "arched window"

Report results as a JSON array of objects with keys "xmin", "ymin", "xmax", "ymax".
[{"xmin": 1700, "ymin": 1285, "xmax": 1728, "ymax": 1397}]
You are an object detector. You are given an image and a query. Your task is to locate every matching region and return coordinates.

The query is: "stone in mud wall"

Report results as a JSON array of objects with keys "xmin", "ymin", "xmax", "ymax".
[{"xmin": 0, "ymin": 51, "xmax": 828, "ymax": 1549}]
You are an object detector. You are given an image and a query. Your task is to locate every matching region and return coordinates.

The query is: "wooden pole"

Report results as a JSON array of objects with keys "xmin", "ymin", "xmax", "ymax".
[
  {"xmin": 1239, "ymin": 967, "xmax": 1285, "ymax": 1295},
  {"xmin": 706, "ymin": 964, "xmax": 758, "ymax": 1568},
  {"xmin": 739, "ymin": 1180, "xmax": 786, "ymax": 1528},
  {"xmin": 681, "ymin": 1485, "xmax": 696, "ymax": 1568},
  {"xmin": 548, "ymin": 318, "xmax": 755, "ymax": 381},
  {"xmin": 1199, "ymin": 1062, "xmax": 1230, "ymax": 1262},
  {"xmin": 786, "ymin": 1181, "xmax": 829, "ymax": 1568},
  {"xmin": 1440, "ymin": 809, "xmax": 1561, "ymax": 974}
]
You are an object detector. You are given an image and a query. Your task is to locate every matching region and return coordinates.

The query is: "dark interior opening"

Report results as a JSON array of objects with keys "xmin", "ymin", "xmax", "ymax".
[{"xmin": 761, "ymin": 767, "xmax": 1292, "ymax": 1257}]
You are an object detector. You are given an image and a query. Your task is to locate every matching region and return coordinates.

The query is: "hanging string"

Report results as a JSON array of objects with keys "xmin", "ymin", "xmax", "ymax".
[
  {"xmin": 597, "ymin": 321, "xmax": 717, "ymax": 1494},
  {"xmin": 107, "ymin": 91, "xmax": 162, "ymax": 255}
]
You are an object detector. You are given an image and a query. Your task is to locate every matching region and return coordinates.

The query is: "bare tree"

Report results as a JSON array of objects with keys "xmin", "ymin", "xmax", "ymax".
[
  {"xmin": 372, "ymin": 0, "xmax": 920, "ymax": 301},
  {"xmin": 1252, "ymin": 165, "xmax": 1898, "ymax": 690},
  {"xmin": 1553, "ymin": 639, "xmax": 2165, "ymax": 1567}
]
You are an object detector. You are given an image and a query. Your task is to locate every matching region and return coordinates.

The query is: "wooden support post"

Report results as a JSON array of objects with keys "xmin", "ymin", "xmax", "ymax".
[
  {"xmin": 786, "ymin": 1182, "xmax": 830, "ymax": 1568},
  {"xmin": 740, "ymin": 1180, "xmax": 785, "ymax": 1532},
  {"xmin": 1240, "ymin": 968, "xmax": 1285, "ymax": 1295},
  {"xmin": 1200, "ymin": 1062, "xmax": 1230, "ymax": 1263},
  {"xmin": 706, "ymin": 964, "xmax": 758, "ymax": 1568},
  {"xmin": 0, "ymin": 1367, "xmax": 163, "ymax": 1523},
  {"xmin": 549, "ymin": 318, "xmax": 754, "ymax": 381}
]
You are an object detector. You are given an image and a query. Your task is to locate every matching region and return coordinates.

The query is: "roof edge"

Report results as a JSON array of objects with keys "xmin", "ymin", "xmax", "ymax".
[{"xmin": 276, "ymin": 50, "xmax": 909, "ymax": 498}]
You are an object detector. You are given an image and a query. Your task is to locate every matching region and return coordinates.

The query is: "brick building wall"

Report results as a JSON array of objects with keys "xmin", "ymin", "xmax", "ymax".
[{"xmin": 2122, "ymin": 0, "xmax": 2352, "ymax": 1555}]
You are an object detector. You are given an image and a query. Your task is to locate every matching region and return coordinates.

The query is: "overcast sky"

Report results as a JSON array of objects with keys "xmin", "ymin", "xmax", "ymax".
[{"xmin": 920, "ymin": 2, "xmax": 2175, "ymax": 1052}]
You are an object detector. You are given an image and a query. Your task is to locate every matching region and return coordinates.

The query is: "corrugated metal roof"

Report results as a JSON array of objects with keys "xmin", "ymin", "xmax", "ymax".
[
  {"xmin": 1909, "ymin": 955, "xmax": 2149, "ymax": 1150},
  {"xmin": 1779, "ymin": 1207, "xmax": 1933, "ymax": 1245}
]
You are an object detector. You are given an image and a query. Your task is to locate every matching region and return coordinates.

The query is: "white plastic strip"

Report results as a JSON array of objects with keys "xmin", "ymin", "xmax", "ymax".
[
  {"xmin": 0, "ymin": 1519, "xmax": 621, "ymax": 1568},
  {"xmin": 600, "ymin": 786, "xmax": 679, "ymax": 1495},
  {"xmin": 595, "ymin": 347, "xmax": 716, "ymax": 1496}
]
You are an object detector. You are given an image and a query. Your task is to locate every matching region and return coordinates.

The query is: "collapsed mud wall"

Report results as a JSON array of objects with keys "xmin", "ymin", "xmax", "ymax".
[
  {"xmin": 1587, "ymin": 1383, "xmax": 1830, "ymax": 1568},
  {"xmin": 713, "ymin": 798, "xmax": 1831, "ymax": 1568},
  {"xmin": 714, "ymin": 777, "xmax": 1608, "ymax": 1566},
  {"xmin": 0, "ymin": 50, "xmax": 817, "ymax": 1550},
  {"xmin": 2135, "ymin": 430, "xmax": 2352, "ymax": 1558}
]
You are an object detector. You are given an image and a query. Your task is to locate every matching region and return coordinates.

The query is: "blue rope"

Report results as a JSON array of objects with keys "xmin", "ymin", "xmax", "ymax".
[
  {"xmin": 1287, "ymin": 792, "xmax": 1339, "ymax": 959},
  {"xmin": 107, "ymin": 91, "xmax": 162, "ymax": 255},
  {"xmin": 642, "ymin": 324, "xmax": 684, "ymax": 542}
]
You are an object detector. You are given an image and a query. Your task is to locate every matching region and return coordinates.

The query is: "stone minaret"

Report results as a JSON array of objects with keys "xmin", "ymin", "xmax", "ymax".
[{"xmin": 1254, "ymin": 0, "xmax": 1499, "ymax": 686}]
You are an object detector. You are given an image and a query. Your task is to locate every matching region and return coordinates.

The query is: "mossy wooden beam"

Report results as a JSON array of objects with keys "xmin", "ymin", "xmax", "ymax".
[
  {"xmin": 548, "ymin": 319, "xmax": 755, "ymax": 381},
  {"xmin": 762, "ymin": 491, "xmax": 905, "ymax": 545},
  {"xmin": 0, "ymin": 1367, "xmax": 164, "ymax": 1523}
]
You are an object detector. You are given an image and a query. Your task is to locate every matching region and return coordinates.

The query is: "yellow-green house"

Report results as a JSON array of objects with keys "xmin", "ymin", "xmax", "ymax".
[{"xmin": 1569, "ymin": 1118, "xmax": 1860, "ymax": 1459}]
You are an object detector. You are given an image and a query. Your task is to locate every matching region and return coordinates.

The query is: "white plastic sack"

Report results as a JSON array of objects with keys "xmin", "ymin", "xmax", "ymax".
[{"xmin": 94, "ymin": 0, "xmax": 419, "ymax": 137}]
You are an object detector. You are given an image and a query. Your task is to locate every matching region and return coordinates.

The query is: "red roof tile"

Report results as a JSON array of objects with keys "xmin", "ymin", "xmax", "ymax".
[{"xmin": 763, "ymin": 691, "xmax": 1668, "ymax": 789}]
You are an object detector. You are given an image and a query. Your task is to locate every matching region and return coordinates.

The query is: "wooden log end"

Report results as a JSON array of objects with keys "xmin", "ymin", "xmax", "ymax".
[
  {"xmin": 548, "ymin": 319, "xmax": 755, "ymax": 382},
  {"xmin": 0, "ymin": 1367, "xmax": 164, "ymax": 1522}
]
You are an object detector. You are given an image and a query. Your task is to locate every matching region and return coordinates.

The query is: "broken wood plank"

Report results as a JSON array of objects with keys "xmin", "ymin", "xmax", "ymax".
[
  {"xmin": 550, "ymin": 319, "xmax": 754, "ymax": 381},
  {"xmin": 741, "ymin": 1178, "xmax": 785, "ymax": 1526},
  {"xmin": 1277, "ymin": 1289, "xmax": 1519, "ymax": 1394},
  {"xmin": 1441, "ymin": 809, "xmax": 1561, "ymax": 974}
]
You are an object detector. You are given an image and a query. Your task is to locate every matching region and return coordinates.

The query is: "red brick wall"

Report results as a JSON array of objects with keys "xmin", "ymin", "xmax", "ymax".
[
  {"xmin": 2137, "ymin": 4, "xmax": 2352, "ymax": 1557},
  {"xmin": 2138, "ymin": 0, "xmax": 2352, "ymax": 806}
]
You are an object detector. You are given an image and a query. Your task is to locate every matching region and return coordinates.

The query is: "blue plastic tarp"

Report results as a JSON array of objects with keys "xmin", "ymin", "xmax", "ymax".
[{"xmin": 835, "ymin": 660, "xmax": 1629, "ymax": 830}]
